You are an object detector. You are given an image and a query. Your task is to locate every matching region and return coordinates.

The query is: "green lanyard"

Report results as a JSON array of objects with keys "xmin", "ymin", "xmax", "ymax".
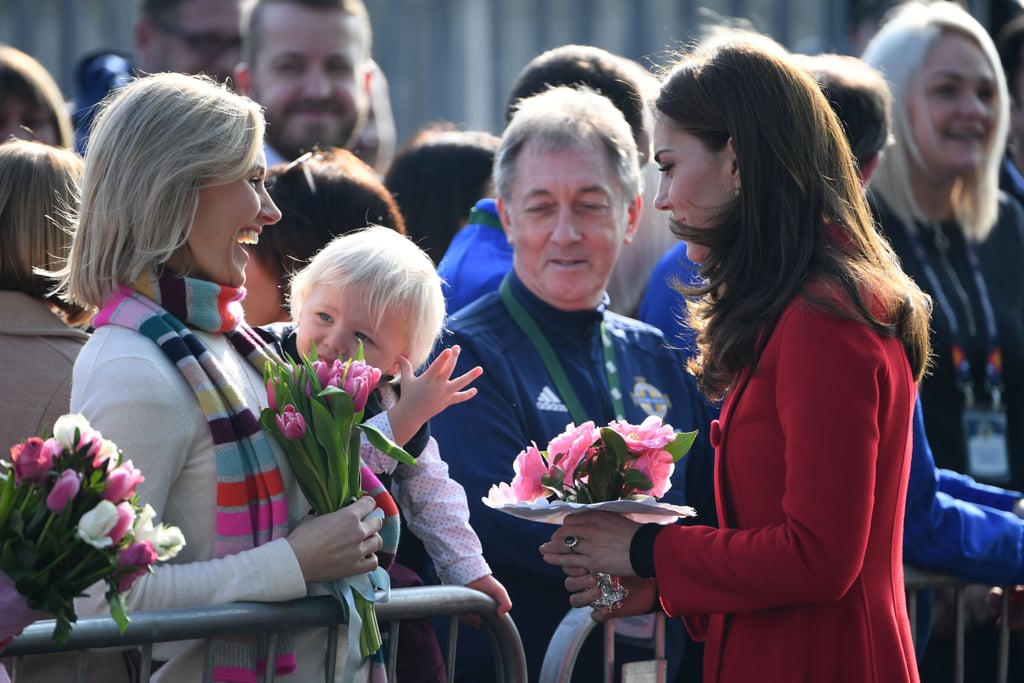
[{"xmin": 499, "ymin": 278, "xmax": 626, "ymax": 423}]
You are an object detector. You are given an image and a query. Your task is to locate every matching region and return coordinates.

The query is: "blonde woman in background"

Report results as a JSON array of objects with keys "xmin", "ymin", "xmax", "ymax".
[{"xmin": 863, "ymin": 2, "xmax": 1024, "ymax": 679}]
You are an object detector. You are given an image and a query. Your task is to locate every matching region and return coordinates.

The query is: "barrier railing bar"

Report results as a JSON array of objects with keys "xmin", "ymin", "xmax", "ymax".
[
  {"xmin": 446, "ymin": 614, "xmax": 458, "ymax": 683},
  {"xmin": 4, "ymin": 586, "xmax": 527, "ymax": 683},
  {"xmin": 998, "ymin": 588, "xmax": 1010, "ymax": 683},
  {"xmin": 540, "ymin": 568, "xmax": 1012, "ymax": 683},
  {"xmin": 955, "ymin": 585, "xmax": 965, "ymax": 683}
]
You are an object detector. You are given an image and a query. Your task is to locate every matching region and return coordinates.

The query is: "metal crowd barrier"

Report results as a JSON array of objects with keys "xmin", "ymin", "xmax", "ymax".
[
  {"xmin": 539, "ymin": 568, "xmax": 1013, "ymax": 683},
  {"xmin": 539, "ymin": 610, "xmax": 666, "ymax": 683},
  {"xmin": 904, "ymin": 566, "xmax": 1012, "ymax": 683},
  {"xmin": 3, "ymin": 585, "xmax": 527, "ymax": 683}
]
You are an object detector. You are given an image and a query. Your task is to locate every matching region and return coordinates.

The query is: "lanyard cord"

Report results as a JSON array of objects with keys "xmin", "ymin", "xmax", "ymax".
[
  {"xmin": 499, "ymin": 278, "xmax": 626, "ymax": 423},
  {"xmin": 902, "ymin": 220, "xmax": 1003, "ymax": 407}
]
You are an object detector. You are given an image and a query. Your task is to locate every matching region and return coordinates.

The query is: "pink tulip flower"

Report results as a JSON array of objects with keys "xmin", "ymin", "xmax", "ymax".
[
  {"xmin": 102, "ymin": 460, "xmax": 145, "ymax": 502},
  {"xmin": 276, "ymin": 405, "xmax": 307, "ymax": 440},
  {"xmin": 116, "ymin": 541, "xmax": 159, "ymax": 591},
  {"xmin": 109, "ymin": 501, "xmax": 135, "ymax": 545},
  {"xmin": 77, "ymin": 427, "xmax": 105, "ymax": 460},
  {"xmin": 46, "ymin": 469, "xmax": 82, "ymax": 513},
  {"xmin": 266, "ymin": 378, "xmax": 278, "ymax": 412},
  {"xmin": 10, "ymin": 437, "xmax": 54, "ymax": 484},
  {"xmin": 314, "ymin": 359, "xmax": 347, "ymax": 390},
  {"xmin": 342, "ymin": 360, "xmax": 381, "ymax": 413}
]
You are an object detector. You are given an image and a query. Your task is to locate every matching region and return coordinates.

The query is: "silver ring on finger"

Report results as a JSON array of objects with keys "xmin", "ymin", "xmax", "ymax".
[{"xmin": 563, "ymin": 535, "xmax": 580, "ymax": 553}]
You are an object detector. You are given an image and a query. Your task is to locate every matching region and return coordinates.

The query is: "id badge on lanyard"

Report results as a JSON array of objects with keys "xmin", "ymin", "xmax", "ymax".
[
  {"xmin": 903, "ymin": 219, "xmax": 1007, "ymax": 483},
  {"xmin": 964, "ymin": 403, "xmax": 1010, "ymax": 483}
]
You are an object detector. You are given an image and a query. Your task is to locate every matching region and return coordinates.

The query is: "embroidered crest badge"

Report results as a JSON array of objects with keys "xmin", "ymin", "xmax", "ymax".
[{"xmin": 631, "ymin": 377, "xmax": 671, "ymax": 418}]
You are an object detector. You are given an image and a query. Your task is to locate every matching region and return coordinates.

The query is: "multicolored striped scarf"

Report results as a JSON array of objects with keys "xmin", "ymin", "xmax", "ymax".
[
  {"xmin": 95, "ymin": 270, "xmax": 401, "ymax": 682},
  {"xmin": 93, "ymin": 269, "xmax": 297, "ymax": 682}
]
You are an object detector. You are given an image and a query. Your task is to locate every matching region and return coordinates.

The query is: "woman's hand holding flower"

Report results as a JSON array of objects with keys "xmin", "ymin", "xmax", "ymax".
[
  {"xmin": 286, "ymin": 496, "xmax": 384, "ymax": 583},
  {"xmin": 539, "ymin": 511, "xmax": 642, "ymax": 577},
  {"xmin": 562, "ymin": 571, "xmax": 659, "ymax": 622}
]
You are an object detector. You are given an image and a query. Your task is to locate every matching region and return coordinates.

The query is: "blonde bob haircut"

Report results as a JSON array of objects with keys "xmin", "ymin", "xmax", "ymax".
[
  {"xmin": 289, "ymin": 226, "xmax": 445, "ymax": 370},
  {"xmin": 862, "ymin": 1, "xmax": 1008, "ymax": 242},
  {"xmin": 0, "ymin": 139, "xmax": 87, "ymax": 325},
  {"xmin": 59, "ymin": 72, "xmax": 266, "ymax": 310}
]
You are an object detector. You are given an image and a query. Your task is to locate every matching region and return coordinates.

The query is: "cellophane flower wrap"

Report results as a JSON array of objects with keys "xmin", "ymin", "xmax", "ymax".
[
  {"xmin": 0, "ymin": 414, "xmax": 185, "ymax": 648},
  {"xmin": 259, "ymin": 345, "xmax": 415, "ymax": 667},
  {"xmin": 489, "ymin": 415, "xmax": 697, "ymax": 506}
]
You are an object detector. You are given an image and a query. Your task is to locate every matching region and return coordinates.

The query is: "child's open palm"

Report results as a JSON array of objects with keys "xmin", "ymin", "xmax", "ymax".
[{"xmin": 388, "ymin": 346, "xmax": 483, "ymax": 445}]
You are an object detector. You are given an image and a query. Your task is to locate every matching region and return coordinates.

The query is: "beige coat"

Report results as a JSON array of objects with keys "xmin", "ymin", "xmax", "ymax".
[{"xmin": 0, "ymin": 290, "xmax": 88, "ymax": 448}]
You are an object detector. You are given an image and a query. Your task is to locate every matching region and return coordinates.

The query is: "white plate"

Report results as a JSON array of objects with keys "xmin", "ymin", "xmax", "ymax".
[{"xmin": 481, "ymin": 497, "xmax": 697, "ymax": 524}]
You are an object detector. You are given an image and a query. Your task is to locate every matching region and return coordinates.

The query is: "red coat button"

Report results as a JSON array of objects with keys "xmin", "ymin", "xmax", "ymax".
[{"xmin": 709, "ymin": 419, "xmax": 722, "ymax": 448}]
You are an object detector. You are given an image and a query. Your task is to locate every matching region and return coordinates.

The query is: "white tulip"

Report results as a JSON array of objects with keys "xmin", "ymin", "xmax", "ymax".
[
  {"xmin": 133, "ymin": 504, "xmax": 186, "ymax": 560},
  {"xmin": 52, "ymin": 414, "xmax": 92, "ymax": 451},
  {"xmin": 153, "ymin": 525, "xmax": 186, "ymax": 561},
  {"xmin": 77, "ymin": 499, "xmax": 118, "ymax": 548}
]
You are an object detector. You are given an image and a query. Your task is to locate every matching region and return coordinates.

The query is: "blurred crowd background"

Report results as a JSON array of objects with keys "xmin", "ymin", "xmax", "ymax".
[{"xmin": 0, "ymin": 0, "xmax": 996, "ymax": 147}]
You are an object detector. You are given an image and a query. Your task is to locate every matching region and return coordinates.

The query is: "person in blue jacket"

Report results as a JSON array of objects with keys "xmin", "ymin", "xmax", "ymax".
[
  {"xmin": 429, "ymin": 85, "xmax": 717, "ymax": 683},
  {"xmin": 436, "ymin": 44, "xmax": 658, "ymax": 318},
  {"xmin": 906, "ymin": 395, "xmax": 1024, "ymax": 643},
  {"xmin": 637, "ymin": 242, "xmax": 699, "ymax": 357},
  {"xmin": 436, "ymin": 198, "xmax": 510, "ymax": 315}
]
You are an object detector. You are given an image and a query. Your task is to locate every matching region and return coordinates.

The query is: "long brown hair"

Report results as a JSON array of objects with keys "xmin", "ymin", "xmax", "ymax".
[{"xmin": 657, "ymin": 37, "xmax": 931, "ymax": 400}]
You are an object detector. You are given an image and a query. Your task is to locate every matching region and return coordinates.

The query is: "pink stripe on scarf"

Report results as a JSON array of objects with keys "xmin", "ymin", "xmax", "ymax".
[{"xmin": 215, "ymin": 499, "xmax": 290, "ymax": 537}]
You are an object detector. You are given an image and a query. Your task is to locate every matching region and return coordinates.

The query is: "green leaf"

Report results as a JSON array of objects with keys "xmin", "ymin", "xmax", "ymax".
[
  {"xmin": 358, "ymin": 424, "xmax": 417, "ymax": 465},
  {"xmin": 287, "ymin": 439, "xmax": 332, "ymax": 513},
  {"xmin": 622, "ymin": 468, "xmax": 654, "ymax": 491},
  {"xmin": 310, "ymin": 400, "xmax": 345, "ymax": 504},
  {"xmin": 51, "ymin": 612, "xmax": 74, "ymax": 647},
  {"xmin": 106, "ymin": 587, "xmax": 130, "ymax": 633},
  {"xmin": 598, "ymin": 428, "xmax": 630, "ymax": 467},
  {"xmin": 541, "ymin": 467, "xmax": 565, "ymax": 489},
  {"xmin": 665, "ymin": 430, "xmax": 698, "ymax": 463},
  {"xmin": 0, "ymin": 467, "xmax": 17, "ymax": 526},
  {"xmin": 347, "ymin": 431, "xmax": 361, "ymax": 499},
  {"xmin": 586, "ymin": 447, "xmax": 616, "ymax": 502}
]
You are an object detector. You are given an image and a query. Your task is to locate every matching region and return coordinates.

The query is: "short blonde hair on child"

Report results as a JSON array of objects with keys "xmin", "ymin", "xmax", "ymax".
[{"xmin": 289, "ymin": 226, "xmax": 445, "ymax": 369}]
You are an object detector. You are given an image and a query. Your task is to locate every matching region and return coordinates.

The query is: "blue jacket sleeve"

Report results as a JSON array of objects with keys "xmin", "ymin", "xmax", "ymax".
[
  {"xmin": 936, "ymin": 468, "xmax": 1022, "ymax": 512},
  {"xmin": 904, "ymin": 397, "xmax": 1024, "ymax": 585}
]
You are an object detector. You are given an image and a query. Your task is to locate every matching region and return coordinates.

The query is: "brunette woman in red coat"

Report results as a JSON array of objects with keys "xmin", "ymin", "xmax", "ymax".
[{"xmin": 541, "ymin": 34, "xmax": 933, "ymax": 682}]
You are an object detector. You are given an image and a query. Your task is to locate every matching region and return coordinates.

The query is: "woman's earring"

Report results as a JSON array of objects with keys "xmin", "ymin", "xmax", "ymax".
[{"xmin": 734, "ymin": 184, "xmax": 740, "ymax": 198}]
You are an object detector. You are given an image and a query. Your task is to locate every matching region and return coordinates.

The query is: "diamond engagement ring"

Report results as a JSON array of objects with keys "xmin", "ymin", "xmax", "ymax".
[{"xmin": 563, "ymin": 535, "xmax": 580, "ymax": 553}]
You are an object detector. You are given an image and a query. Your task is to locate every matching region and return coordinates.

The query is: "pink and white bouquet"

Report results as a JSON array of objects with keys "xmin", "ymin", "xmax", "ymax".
[
  {"xmin": 488, "ymin": 415, "xmax": 697, "ymax": 506},
  {"xmin": 260, "ymin": 346, "xmax": 414, "ymax": 664},
  {"xmin": 1, "ymin": 414, "xmax": 185, "ymax": 647},
  {"xmin": 487, "ymin": 416, "xmax": 696, "ymax": 609}
]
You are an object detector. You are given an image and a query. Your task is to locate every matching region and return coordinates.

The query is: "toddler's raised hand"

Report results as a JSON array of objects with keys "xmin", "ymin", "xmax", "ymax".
[{"xmin": 388, "ymin": 346, "xmax": 483, "ymax": 445}]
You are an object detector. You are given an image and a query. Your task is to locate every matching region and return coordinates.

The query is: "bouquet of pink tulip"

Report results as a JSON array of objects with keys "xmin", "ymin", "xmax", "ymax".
[
  {"xmin": 1, "ymin": 414, "xmax": 185, "ymax": 647},
  {"xmin": 260, "ymin": 346, "xmax": 415, "ymax": 662},
  {"xmin": 490, "ymin": 415, "xmax": 697, "ymax": 506}
]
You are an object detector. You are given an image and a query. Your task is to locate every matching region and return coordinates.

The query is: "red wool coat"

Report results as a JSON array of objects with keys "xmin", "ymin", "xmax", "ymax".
[{"xmin": 654, "ymin": 298, "xmax": 920, "ymax": 682}]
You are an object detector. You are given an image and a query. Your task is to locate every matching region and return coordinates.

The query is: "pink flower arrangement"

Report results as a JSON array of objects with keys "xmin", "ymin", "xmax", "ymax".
[
  {"xmin": 260, "ymin": 344, "xmax": 413, "ymax": 658},
  {"xmin": 491, "ymin": 415, "xmax": 697, "ymax": 505},
  {"xmin": 1, "ymin": 414, "xmax": 185, "ymax": 647}
]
